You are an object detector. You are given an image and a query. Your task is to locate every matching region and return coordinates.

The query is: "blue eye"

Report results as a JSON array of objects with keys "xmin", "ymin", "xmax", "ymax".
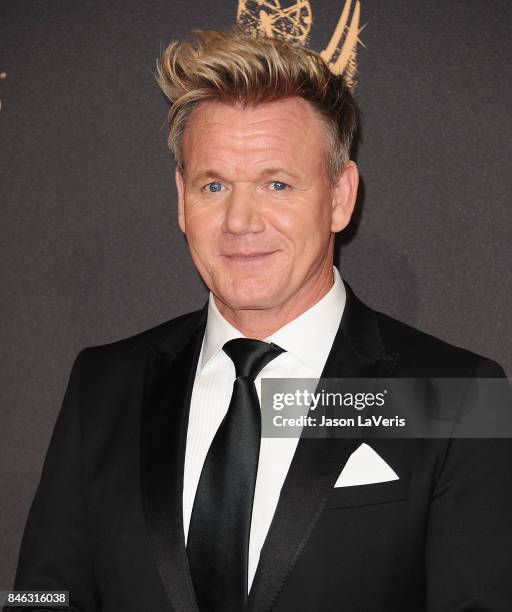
[
  {"xmin": 206, "ymin": 181, "xmax": 223, "ymax": 193},
  {"xmin": 270, "ymin": 181, "xmax": 288, "ymax": 191}
]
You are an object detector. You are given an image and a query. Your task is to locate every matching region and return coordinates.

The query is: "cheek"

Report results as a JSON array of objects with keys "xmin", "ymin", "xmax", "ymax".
[
  {"xmin": 269, "ymin": 199, "xmax": 330, "ymax": 249},
  {"xmin": 184, "ymin": 206, "xmax": 220, "ymax": 250}
]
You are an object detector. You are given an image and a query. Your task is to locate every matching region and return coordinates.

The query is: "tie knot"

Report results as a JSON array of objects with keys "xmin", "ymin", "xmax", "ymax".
[{"xmin": 222, "ymin": 338, "xmax": 285, "ymax": 380}]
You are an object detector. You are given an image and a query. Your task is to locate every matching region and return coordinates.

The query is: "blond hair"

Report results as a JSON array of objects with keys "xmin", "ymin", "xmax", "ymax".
[{"xmin": 155, "ymin": 25, "xmax": 358, "ymax": 185}]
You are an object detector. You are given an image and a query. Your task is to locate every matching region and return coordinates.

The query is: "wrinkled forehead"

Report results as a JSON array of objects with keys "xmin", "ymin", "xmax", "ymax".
[{"xmin": 181, "ymin": 97, "xmax": 329, "ymax": 178}]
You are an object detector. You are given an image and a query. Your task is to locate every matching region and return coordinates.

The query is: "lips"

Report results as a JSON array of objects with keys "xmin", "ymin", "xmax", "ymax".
[
  {"xmin": 225, "ymin": 252, "xmax": 274, "ymax": 258},
  {"xmin": 223, "ymin": 250, "xmax": 278, "ymax": 262}
]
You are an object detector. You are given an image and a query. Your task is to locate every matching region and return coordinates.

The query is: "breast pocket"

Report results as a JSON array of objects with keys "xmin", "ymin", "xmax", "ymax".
[{"xmin": 323, "ymin": 473, "xmax": 411, "ymax": 510}]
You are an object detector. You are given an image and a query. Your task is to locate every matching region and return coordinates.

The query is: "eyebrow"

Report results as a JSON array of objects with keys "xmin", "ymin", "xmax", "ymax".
[{"xmin": 189, "ymin": 167, "xmax": 300, "ymax": 184}]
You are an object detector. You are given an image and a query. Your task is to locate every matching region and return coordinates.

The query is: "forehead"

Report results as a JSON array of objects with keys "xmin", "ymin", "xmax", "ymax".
[{"xmin": 181, "ymin": 97, "xmax": 327, "ymax": 177}]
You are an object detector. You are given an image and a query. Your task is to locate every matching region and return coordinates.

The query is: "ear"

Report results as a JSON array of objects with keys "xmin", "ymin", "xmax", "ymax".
[
  {"xmin": 175, "ymin": 166, "xmax": 186, "ymax": 234},
  {"xmin": 331, "ymin": 161, "xmax": 359, "ymax": 233}
]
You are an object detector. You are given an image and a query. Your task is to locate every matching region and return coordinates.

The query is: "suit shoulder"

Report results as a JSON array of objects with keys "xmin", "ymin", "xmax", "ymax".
[
  {"xmin": 75, "ymin": 307, "xmax": 204, "ymax": 367},
  {"xmin": 373, "ymin": 309, "xmax": 505, "ymax": 377}
]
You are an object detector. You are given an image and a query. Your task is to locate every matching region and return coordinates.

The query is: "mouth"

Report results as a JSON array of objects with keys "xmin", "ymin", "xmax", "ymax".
[{"xmin": 222, "ymin": 250, "xmax": 278, "ymax": 263}]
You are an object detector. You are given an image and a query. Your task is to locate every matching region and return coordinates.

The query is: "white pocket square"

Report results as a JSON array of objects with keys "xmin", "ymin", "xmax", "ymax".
[{"xmin": 334, "ymin": 443, "xmax": 399, "ymax": 487}]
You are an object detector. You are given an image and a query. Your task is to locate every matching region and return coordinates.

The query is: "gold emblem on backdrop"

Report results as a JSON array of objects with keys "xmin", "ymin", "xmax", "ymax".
[{"xmin": 236, "ymin": 0, "xmax": 364, "ymax": 90}]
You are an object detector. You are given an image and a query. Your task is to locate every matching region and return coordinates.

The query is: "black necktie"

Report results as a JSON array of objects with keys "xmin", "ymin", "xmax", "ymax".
[{"xmin": 187, "ymin": 338, "xmax": 286, "ymax": 612}]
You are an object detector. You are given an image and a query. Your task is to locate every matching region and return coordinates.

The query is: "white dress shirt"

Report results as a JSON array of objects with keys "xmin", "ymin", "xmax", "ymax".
[{"xmin": 183, "ymin": 265, "xmax": 346, "ymax": 592}]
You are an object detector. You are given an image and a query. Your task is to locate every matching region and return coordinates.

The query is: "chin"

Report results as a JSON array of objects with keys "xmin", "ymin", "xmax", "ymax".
[
  {"xmin": 223, "ymin": 295, "xmax": 273, "ymax": 310},
  {"xmin": 217, "ymin": 286, "xmax": 279, "ymax": 311}
]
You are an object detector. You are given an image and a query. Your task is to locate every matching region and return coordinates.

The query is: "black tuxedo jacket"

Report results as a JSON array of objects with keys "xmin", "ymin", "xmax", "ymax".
[{"xmin": 12, "ymin": 281, "xmax": 512, "ymax": 611}]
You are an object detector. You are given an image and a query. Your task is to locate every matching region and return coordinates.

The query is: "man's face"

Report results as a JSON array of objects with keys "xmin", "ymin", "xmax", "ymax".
[{"xmin": 175, "ymin": 96, "xmax": 357, "ymax": 313}]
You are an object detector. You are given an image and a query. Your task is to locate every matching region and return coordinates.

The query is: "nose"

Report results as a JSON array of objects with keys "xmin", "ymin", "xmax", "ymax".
[{"xmin": 221, "ymin": 184, "xmax": 265, "ymax": 235}]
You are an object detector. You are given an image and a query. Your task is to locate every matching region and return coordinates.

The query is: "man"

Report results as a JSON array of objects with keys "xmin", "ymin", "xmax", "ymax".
[{"xmin": 12, "ymin": 25, "xmax": 512, "ymax": 611}]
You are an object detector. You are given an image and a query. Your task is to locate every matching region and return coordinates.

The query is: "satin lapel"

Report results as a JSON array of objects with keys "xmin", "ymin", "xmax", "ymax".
[
  {"xmin": 246, "ymin": 281, "xmax": 399, "ymax": 612},
  {"xmin": 140, "ymin": 304, "xmax": 207, "ymax": 612}
]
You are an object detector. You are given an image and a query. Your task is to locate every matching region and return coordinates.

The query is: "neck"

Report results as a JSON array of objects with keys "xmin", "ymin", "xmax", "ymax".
[{"xmin": 214, "ymin": 260, "xmax": 335, "ymax": 340}]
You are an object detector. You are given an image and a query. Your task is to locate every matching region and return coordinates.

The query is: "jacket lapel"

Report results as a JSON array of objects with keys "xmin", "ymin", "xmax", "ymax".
[
  {"xmin": 140, "ymin": 304, "xmax": 208, "ymax": 612},
  {"xmin": 246, "ymin": 280, "xmax": 399, "ymax": 612}
]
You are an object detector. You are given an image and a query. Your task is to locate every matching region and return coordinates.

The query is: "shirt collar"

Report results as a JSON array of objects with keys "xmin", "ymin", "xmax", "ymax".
[{"xmin": 200, "ymin": 265, "xmax": 346, "ymax": 375}]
